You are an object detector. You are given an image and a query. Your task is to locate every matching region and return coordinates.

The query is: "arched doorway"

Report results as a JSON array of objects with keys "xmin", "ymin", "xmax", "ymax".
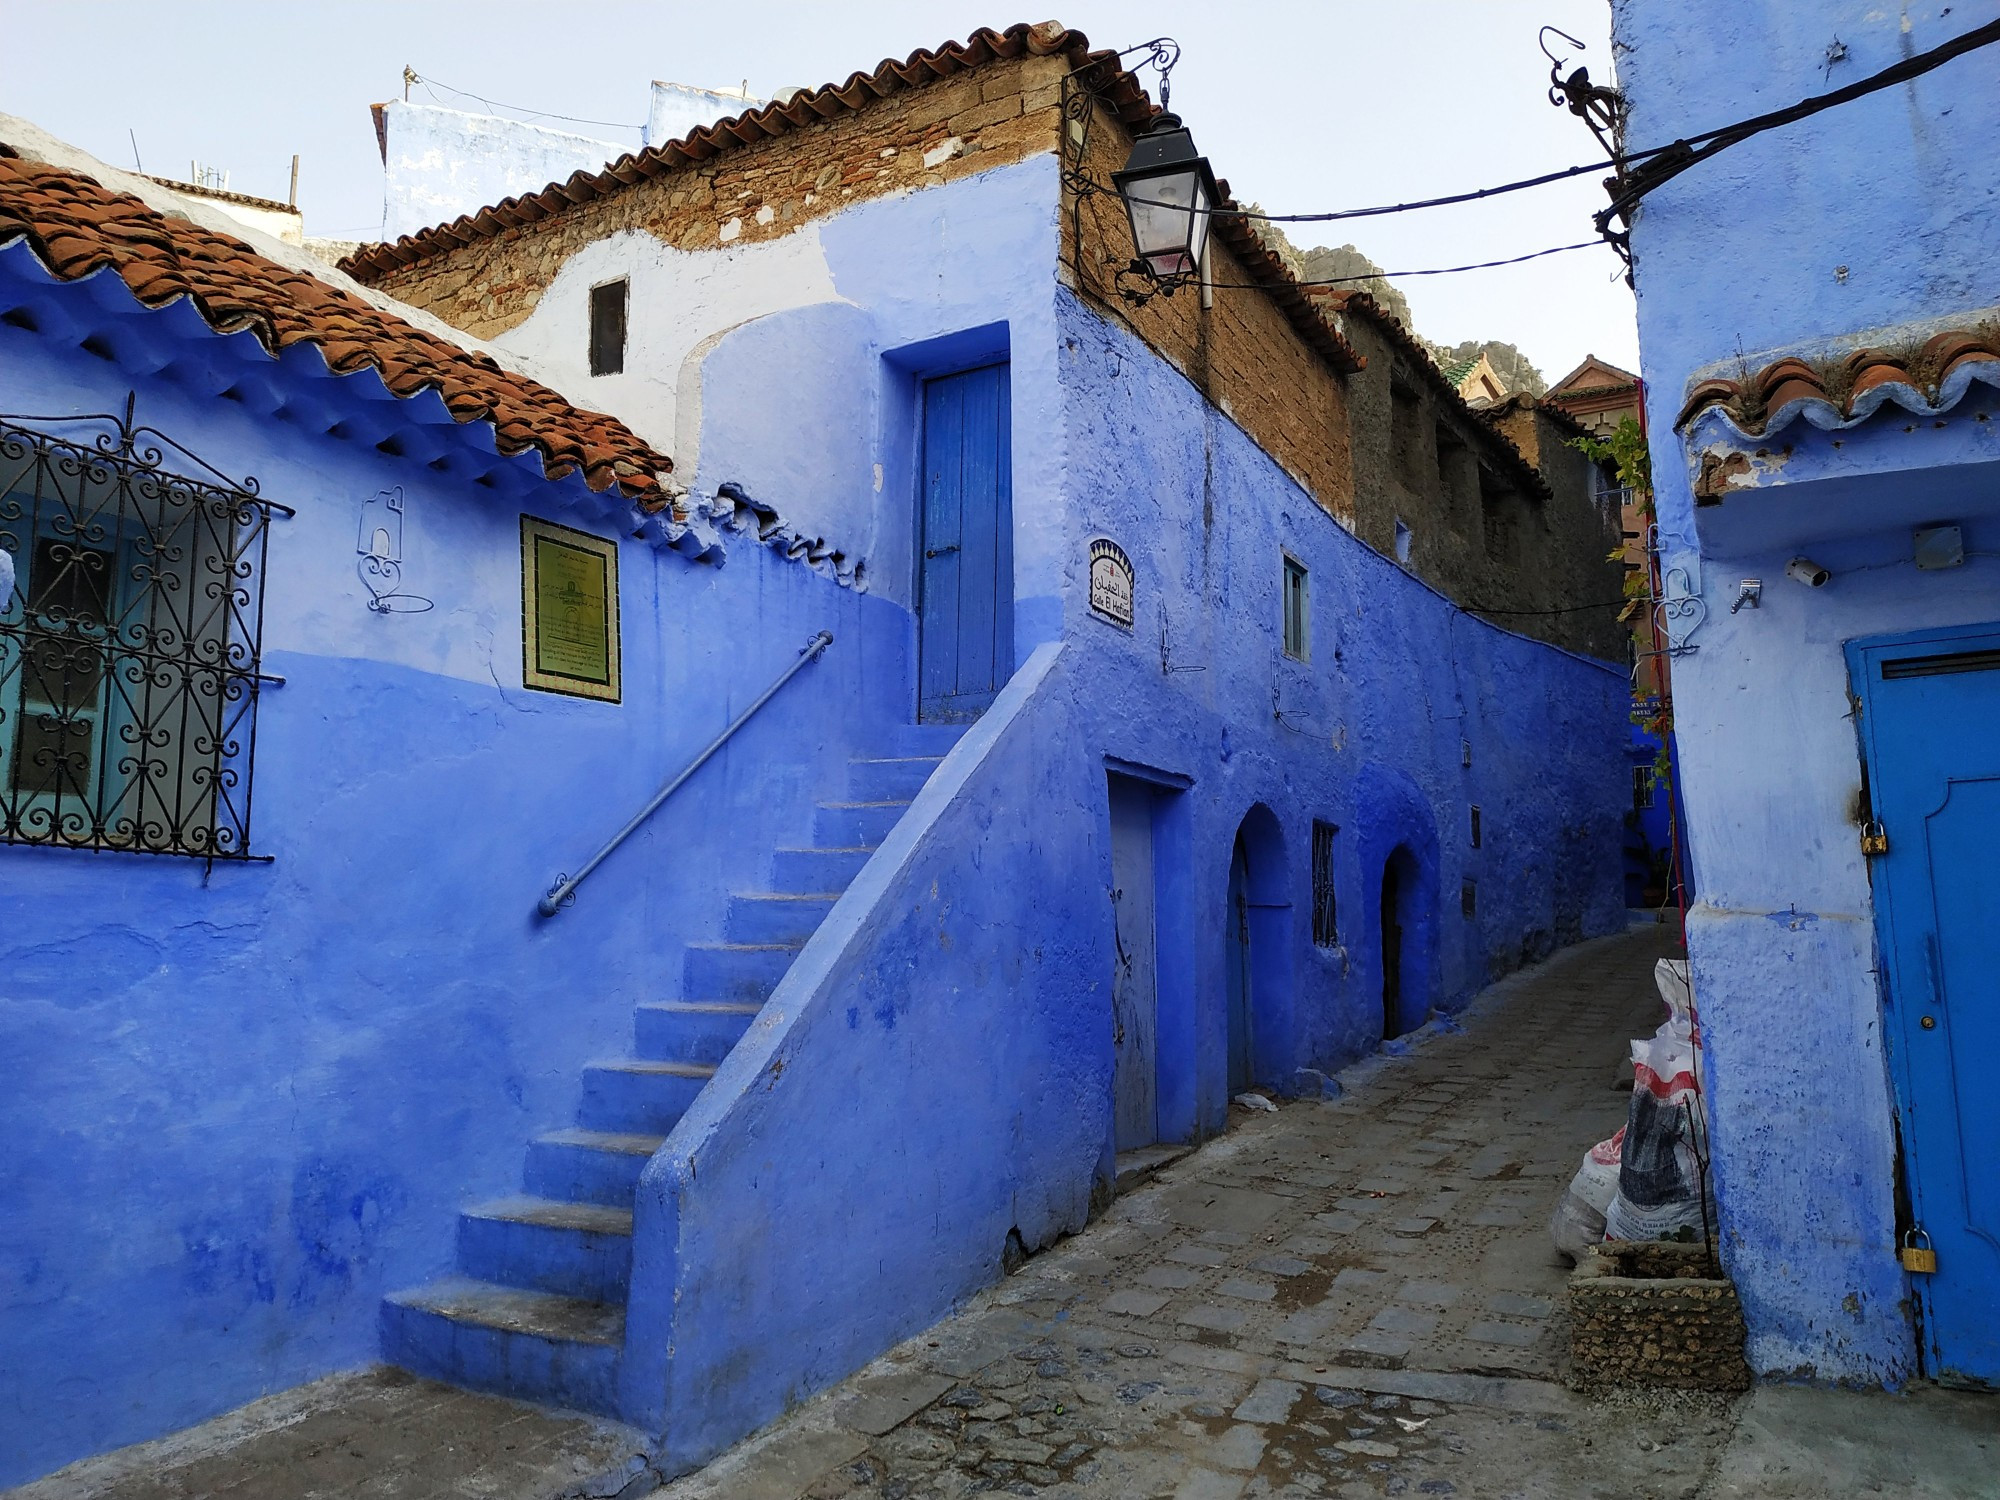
[
  {"xmin": 1380, "ymin": 845, "xmax": 1425, "ymax": 1039},
  {"xmin": 1224, "ymin": 805, "xmax": 1293, "ymax": 1098}
]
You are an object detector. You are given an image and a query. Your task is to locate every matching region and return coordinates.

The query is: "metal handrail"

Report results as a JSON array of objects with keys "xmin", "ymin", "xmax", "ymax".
[{"xmin": 537, "ymin": 630, "xmax": 834, "ymax": 918}]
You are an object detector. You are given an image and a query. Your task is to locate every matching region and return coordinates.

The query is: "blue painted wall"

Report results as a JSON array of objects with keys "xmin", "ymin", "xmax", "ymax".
[
  {"xmin": 621, "ymin": 285, "xmax": 1629, "ymax": 1468},
  {"xmin": 1611, "ymin": 0, "xmax": 2000, "ymax": 1381},
  {"xmin": 4, "ymin": 141, "xmax": 1632, "ymax": 1482},
  {"xmin": 0, "ymin": 248, "xmax": 912, "ymax": 1485}
]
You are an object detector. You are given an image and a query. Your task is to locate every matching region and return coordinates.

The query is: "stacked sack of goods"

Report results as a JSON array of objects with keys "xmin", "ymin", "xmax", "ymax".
[{"xmin": 1550, "ymin": 958, "xmax": 1711, "ymax": 1261}]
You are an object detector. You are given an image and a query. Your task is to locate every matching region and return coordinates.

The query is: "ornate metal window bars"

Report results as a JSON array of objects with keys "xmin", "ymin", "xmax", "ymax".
[{"xmin": 0, "ymin": 397, "xmax": 289, "ymax": 860}]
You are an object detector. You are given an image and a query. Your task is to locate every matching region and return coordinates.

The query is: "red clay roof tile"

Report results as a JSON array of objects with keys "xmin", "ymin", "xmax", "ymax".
[
  {"xmin": 1675, "ymin": 323, "xmax": 2000, "ymax": 434},
  {"xmin": 0, "ymin": 145, "xmax": 672, "ymax": 507}
]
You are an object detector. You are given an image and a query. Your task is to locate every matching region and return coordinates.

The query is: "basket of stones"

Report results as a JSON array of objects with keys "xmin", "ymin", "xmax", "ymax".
[{"xmin": 1567, "ymin": 1240, "xmax": 1750, "ymax": 1392}]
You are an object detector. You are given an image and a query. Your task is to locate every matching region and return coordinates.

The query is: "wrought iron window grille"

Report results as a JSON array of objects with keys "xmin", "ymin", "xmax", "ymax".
[
  {"xmin": 1310, "ymin": 819, "xmax": 1339, "ymax": 949},
  {"xmin": 0, "ymin": 395, "xmax": 290, "ymax": 861}
]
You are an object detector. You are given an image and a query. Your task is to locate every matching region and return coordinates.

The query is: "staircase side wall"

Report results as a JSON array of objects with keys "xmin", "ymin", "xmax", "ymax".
[{"xmin": 625, "ymin": 644, "xmax": 1095, "ymax": 1457}]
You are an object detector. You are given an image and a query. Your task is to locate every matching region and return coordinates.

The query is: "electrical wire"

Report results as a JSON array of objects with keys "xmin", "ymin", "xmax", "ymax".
[
  {"xmin": 1104, "ymin": 16, "xmax": 2000, "ymax": 229},
  {"xmin": 1468, "ymin": 598, "xmax": 1630, "ymax": 616},
  {"xmin": 410, "ymin": 72, "xmax": 645, "ymax": 133},
  {"xmin": 1197, "ymin": 239, "xmax": 1607, "ymax": 291}
]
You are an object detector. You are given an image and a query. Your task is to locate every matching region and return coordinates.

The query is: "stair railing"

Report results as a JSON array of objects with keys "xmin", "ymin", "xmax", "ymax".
[{"xmin": 537, "ymin": 630, "xmax": 835, "ymax": 918}]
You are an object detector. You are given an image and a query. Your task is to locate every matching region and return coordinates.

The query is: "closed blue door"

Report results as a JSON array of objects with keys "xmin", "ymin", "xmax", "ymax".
[
  {"xmin": 1849, "ymin": 624, "xmax": 2000, "ymax": 1384},
  {"xmin": 918, "ymin": 363, "xmax": 1011, "ymax": 723}
]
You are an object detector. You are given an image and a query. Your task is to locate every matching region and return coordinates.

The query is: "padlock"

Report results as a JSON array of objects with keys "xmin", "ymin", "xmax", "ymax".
[
  {"xmin": 1861, "ymin": 821, "xmax": 1890, "ymax": 856},
  {"xmin": 1900, "ymin": 1228, "xmax": 1938, "ymax": 1274}
]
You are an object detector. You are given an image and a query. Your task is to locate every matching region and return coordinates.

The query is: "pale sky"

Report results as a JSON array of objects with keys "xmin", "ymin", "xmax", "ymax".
[{"xmin": 0, "ymin": 0, "xmax": 1639, "ymax": 383}]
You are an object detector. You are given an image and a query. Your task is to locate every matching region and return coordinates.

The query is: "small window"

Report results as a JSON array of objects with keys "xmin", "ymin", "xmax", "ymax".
[
  {"xmin": 1462, "ymin": 880, "xmax": 1477, "ymax": 918},
  {"xmin": 1633, "ymin": 765, "xmax": 1656, "ymax": 810},
  {"xmin": 588, "ymin": 279, "xmax": 628, "ymax": 376},
  {"xmin": 1390, "ymin": 375, "xmax": 1426, "ymax": 487},
  {"xmin": 1469, "ymin": 805, "xmax": 1482, "ymax": 849},
  {"xmin": 1282, "ymin": 555, "xmax": 1309, "ymax": 661},
  {"xmin": 1311, "ymin": 819, "xmax": 1338, "ymax": 947}
]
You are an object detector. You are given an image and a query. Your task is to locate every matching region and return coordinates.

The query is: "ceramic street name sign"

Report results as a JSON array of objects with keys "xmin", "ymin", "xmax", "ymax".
[{"xmin": 1090, "ymin": 537, "xmax": 1135, "ymax": 629}]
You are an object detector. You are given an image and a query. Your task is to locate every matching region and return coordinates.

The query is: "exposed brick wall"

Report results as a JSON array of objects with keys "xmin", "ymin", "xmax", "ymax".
[
  {"xmin": 1059, "ymin": 93, "xmax": 1355, "ymax": 517},
  {"xmin": 356, "ymin": 55, "xmax": 1068, "ymax": 341},
  {"xmin": 1341, "ymin": 310, "xmax": 1624, "ymax": 659}
]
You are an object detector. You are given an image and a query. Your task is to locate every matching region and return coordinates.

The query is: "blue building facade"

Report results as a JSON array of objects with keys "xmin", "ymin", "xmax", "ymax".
[
  {"xmin": 2, "ymin": 40, "xmax": 1630, "ymax": 1489},
  {"xmin": 1611, "ymin": 1, "xmax": 2000, "ymax": 1385}
]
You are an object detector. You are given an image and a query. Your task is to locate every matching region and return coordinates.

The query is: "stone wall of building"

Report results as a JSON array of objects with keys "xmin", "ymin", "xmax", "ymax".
[
  {"xmin": 1060, "ymin": 90, "xmax": 1356, "ymax": 520},
  {"xmin": 358, "ymin": 53, "xmax": 1067, "ymax": 341},
  {"xmin": 1339, "ymin": 311, "xmax": 1625, "ymax": 660}
]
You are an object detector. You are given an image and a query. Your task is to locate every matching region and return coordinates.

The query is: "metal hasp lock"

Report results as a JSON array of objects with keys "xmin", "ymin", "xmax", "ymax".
[
  {"xmin": 1861, "ymin": 820, "xmax": 1890, "ymax": 856},
  {"xmin": 1901, "ymin": 1228, "xmax": 1938, "ymax": 1274}
]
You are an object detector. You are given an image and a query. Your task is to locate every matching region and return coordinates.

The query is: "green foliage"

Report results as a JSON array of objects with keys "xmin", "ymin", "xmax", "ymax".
[{"xmin": 1570, "ymin": 415, "xmax": 1654, "ymax": 498}]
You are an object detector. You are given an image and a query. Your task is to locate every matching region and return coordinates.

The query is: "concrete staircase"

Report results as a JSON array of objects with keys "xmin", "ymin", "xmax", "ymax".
[{"xmin": 380, "ymin": 725, "xmax": 962, "ymax": 1415}]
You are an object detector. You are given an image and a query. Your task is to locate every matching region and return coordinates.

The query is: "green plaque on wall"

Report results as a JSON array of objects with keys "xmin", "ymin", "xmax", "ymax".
[{"xmin": 521, "ymin": 515, "xmax": 620, "ymax": 701}]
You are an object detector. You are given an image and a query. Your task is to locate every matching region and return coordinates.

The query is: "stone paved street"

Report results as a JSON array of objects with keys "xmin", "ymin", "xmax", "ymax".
[
  {"xmin": 17, "ymin": 925, "xmax": 1997, "ymax": 1500},
  {"xmin": 653, "ymin": 925, "xmax": 1996, "ymax": 1500}
]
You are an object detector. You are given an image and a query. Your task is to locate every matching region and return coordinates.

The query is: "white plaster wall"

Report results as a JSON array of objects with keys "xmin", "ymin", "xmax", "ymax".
[
  {"xmin": 163, "ymin": 192, "xmax": 303, "ymax": 245},
  {"xmin": 492, "ymin": 225, "xmax": 846, "ymax": 478},
  {"xmin": 380, "ymin": 102, "xmax": 627, "ymax": 241},
  {"xmin": 645, "ymin": 82, "xmax": 764, "ymax": 148}
]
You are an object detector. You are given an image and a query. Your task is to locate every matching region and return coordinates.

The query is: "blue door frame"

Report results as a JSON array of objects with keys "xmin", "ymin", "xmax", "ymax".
[
  {"xmin": 1847, "ymin": 620, "xmax": 2000, "ymax": 1386},
  {"xmin": 916, "ymin": 362, "xmax": 1012, "ymax": 724}
]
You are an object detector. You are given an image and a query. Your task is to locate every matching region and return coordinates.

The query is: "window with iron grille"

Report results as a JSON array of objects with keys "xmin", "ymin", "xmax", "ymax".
[
  {"xmin": 1633, "ymin": 764, "xmax": 1656, "ymax": 810},
  {"xmin": 1310, "ymin": 818, "xmax": 1338, "ymax": 947},
  {"xmin": 1282, "ymin": 554, "xmax": 1309, "ymax": 662},
  {"xmin": 0, "ymin": 401, "xmax": 286, "ymax": 859}
]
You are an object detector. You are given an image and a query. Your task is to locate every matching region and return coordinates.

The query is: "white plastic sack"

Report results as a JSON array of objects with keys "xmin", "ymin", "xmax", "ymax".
[
  {"xmin": 1605, "ymin": 960, "xmax": 1711, "ymax": 1242},
  {"xmin": 1551, "ymin": 1127, "xmax": 1625, "ymax": 1262}
]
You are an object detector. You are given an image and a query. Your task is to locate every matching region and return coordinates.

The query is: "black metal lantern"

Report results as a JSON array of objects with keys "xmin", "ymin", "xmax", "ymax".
[{"xmin": 1112, "ymin": 111, "xmax": 1220, "ymax": 285}]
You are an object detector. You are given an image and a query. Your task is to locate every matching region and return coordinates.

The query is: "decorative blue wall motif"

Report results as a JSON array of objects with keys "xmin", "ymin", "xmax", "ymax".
[{"xmin": 1610, "ymin": 0, "xmax": 2000, "ymax": 1384}]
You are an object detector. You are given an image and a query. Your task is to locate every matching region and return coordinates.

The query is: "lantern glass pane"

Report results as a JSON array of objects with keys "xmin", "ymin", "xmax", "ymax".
[{"xmin": 1126, "ymin": 165, "xmax": 1207, "ymax": 276}]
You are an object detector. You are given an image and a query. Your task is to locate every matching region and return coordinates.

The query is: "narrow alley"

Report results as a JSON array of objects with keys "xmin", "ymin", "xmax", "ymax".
[{"xmin": 30, "ymin": 926, "xmax": 1988, "ymax": 1500}]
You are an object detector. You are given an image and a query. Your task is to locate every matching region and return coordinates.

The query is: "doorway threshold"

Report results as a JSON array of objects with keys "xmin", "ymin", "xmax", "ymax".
[{"xmin": 1115, "ymin": 1143, "xmax": 1195, "ymax": 1196}]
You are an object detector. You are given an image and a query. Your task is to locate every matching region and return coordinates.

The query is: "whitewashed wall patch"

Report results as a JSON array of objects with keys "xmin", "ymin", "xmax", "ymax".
[{"xmin": 1089, "ymin": 538, "xmax": 1135, "ymax": 628}]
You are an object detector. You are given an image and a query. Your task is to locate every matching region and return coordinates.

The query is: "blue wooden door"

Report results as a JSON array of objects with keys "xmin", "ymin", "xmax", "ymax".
[
  {"xmin": 918, "ymin": 363, "xmax": 1012, "ymax": 724},
  {"xmin": 1849, "ymin": 623, "xmax": 2000, "ymax": 1384},
  {"xmin": 1108, "ymin": 775, "xmax": 1160, "ymax": 1151}
]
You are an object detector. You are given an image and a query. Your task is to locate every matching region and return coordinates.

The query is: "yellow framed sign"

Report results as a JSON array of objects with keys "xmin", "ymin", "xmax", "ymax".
[{"xmin": 521, "ymin": 515, "xmax": 620, "ymax": 702}]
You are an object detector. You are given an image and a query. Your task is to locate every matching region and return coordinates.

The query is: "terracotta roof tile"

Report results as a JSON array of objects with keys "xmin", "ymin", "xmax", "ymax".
[
  {"xmin": 0, "ymin": 145, "xmax": 672, "ymax": 507},
  {"xmin": 1676, "ymin": 323, "xmax": 2000, "ymax": 435}
]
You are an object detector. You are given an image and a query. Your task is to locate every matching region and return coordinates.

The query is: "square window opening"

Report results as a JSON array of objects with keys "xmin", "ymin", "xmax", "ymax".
[{"xmin": 589, "ymin": 279, "xmax": 628, "ymax": 377}]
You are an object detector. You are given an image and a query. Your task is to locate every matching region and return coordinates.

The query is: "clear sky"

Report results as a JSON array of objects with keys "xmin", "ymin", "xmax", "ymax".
[{"xmin": 0, "ymin": 0, "xmax": 1639, "ymax": 383}]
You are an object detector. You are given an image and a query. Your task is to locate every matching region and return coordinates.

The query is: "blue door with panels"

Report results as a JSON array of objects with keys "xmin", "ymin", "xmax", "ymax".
[
  {"xmin": 1848, "ymin": 622, "xmax": 2000, "ymax": 1385},
  {"xmin": 917, "ymin": 363, "xmax": 1012, "ymax": 724}
]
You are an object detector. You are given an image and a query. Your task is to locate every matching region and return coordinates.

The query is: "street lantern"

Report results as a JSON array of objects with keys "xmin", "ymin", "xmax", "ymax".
[{"xmin": 1112, "ymin": 111, "xmax": 1220, "ymax": 285}]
